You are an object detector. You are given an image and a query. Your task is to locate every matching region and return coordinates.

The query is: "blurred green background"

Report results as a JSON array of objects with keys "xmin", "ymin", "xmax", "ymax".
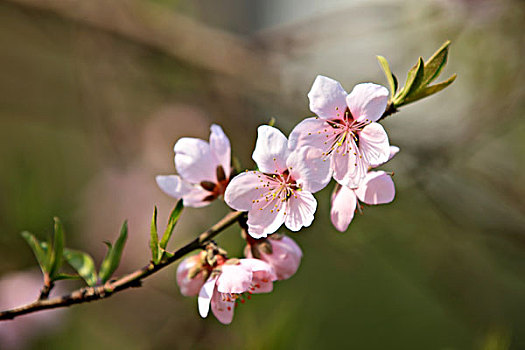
[{"xmin": 1, "ymin": 0, "xmax": 524, "ymax": 349}]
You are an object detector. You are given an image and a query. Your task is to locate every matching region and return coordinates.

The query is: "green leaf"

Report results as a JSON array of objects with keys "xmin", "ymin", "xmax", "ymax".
[
  {"xmin": 21, "ymin": 231, "xmax": 49, "ymax": 274},
  {"xmin": 159, "ymin": 200, "xmax": 184, "ymax": 251},
  {"xmin": 99, "ymin": 221, "xmax": 128, "ymax": 283},
  {"xmin": 395, "ymin": 57, "xmax": 425, "ymax": 106},
  {"xmin": 422, "ymin": 40, "xmax": 450, "ymax": 86},
  {"xmin": 402, "ymin": 74, "xmax": 457, "ymax": 105},
  {"xmin": 376, "ymin": 55, "xmax": 397, "ymax": 97},
  {"xmin": 48, "ymin": 217, "xmax": 65, "ymax": 278},
  {"xmin": 63, "ymin": 249, "xmax": 98, "ymax": 286},
  {"xmin": 53, "ymin": 273, "xmax": 82, "ymax": 281},
  {"xmin": 150, "ymin": 206, "xmax": 160, "ymax": 263}
]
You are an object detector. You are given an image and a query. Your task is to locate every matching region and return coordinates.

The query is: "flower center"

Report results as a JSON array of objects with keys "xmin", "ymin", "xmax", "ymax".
[
  {"xmin": 315, "ymin": 108, "xmax": 371, "ymax": 162},
  {"xmin": 251, "ymin": 168, "xmax": 302, "ymax": 215}
]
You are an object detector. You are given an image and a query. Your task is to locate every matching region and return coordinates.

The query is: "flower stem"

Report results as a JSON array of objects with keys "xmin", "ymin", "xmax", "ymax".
[{"xmin": 0, "ymin": 210, "xmax": 245, "ymax": 321}]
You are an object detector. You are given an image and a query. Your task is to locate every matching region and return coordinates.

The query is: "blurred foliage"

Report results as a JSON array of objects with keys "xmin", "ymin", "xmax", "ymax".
[{"xmin": 1, "ymin": 0, "xmax": 524, "ymax": 349}]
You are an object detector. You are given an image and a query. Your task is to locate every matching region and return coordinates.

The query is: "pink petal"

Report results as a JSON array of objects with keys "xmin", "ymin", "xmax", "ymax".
[
  {"xmin": 239, "ymin": 258, "xmax": 276, "ymax": 293},
  {"xmin": 287, "ymin": 146, "xmax": 331, "ymax": 193},
  {"xmin": 209, "ymin": 124, "xmax": 231, "ymax": 178},
  {"xmin": 198, "ymin": 276, "xmax": 217, "ymax": 318},
  {"xmin": 176, "ymin": 255, "xmax": 206, "ymax": 296},
  {"xmin": 331, "ymin": 142, "xmax": 368, "ymax": 188},
  {"xmin": 330, "ymin": 184, "xmax": 357, "ymax": 232},
  {"xmin": 155, "ymin": 175, "xmax": 191, "ymax": 199},
  {"xmin": 288, "ymin": 117, "xmax": 336, "ymax": 153},
  {"xmin": 346, "ymin": 83, "xmax": 389, "ymax": 123},
  {"xmin": 246, "ymin": 236, "xmax": 302, "ymax": 280},
  {"xmin": 211, "ymin": 288, "xmax": 235, "ymax": 325},
  {"xmin": 182, "ymin": 186, "xmax": 214, "ymax": 208},
  {"xmin": 354, "ymin": 171, "xmax": 395, "ymax": 205},
  {"xmin": 308, "ymin": 75, "xmax": 348, "ymax": 120},
  {"xmin": 175, "ymin": 137, "xmax": 218, "ymax": 184},
  {"xmin": 358, "ymin": 122, "xmax": 390, "ymax": 167},
  {"xmin": 389, "ymin": 145, "xmax": 400, "ymax": 160},
  {"xmin": 224, "ymin": 171, "xmax": 268, "ymax": 211},
  {"xmin": 239, "ymin": 258, "xmax": 276, "ymax": 278},
  {"xmin": 247, "ymin": 197, "xmax": 287, "ymax": 238},
  {"xmin": 217, "ymin": 263, "xmax": 252, "ymax": 294},
  {"xmin": 369, "ymin": 145, "xmax": 400, "ymax": 168},
  {"xmin": 284, "ymin": 191, "xmax": 317, "ymax": 231},
  {"xmin": 252, "ymin": 125, "xmax": 290, "ymax": 174}
]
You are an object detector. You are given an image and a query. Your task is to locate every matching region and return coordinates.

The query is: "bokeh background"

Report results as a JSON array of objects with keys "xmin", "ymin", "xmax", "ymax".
[{"xmin": 1, "ymin": 0, "xmax": 524, "ymax": 349}]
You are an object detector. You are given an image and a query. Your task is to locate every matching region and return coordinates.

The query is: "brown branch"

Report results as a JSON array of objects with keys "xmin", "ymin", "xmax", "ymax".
[
  {"xmin": 0, "ymin": 210, "xmax": 245, "ymax": 321},
  {"xmin": 38, "ymin": 274, "xmax": 54, "ymax": 300}
]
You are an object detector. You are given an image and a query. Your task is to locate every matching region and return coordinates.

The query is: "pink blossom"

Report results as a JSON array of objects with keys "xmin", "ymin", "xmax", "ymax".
[
  {"xmin": 244, "ymin": 234, "xmax": 302, "ymax": 280},
  {"xmin": 330, "ymin": 146, "xmax": 399, "ymax": 231},
  {"xmin": 156, "ymin": 124, "xmax": 232, "ymax": 207},
  {"xmin": 289, "ymin": 75, "xmax": 391, "ymax": 188},
  {"xmin": 176, "ymin": 252, "xmax": 208, "ymax": 297},
  {"xmin": 198, "ymin": 258, "xmax": 276, "ymax": 324},
  {"xmin": 224, "ymin": 125, "xmax": 331, "ymax": 238}
]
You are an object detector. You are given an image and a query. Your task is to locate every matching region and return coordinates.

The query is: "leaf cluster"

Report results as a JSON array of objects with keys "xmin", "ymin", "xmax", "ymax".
[
  {"xmin": 21, "ymin": 218, "xmax": 128, "ymax": 287},
  {"xmin": 377, "ymin": 41, "xmax": 456, "ymax": 108}
]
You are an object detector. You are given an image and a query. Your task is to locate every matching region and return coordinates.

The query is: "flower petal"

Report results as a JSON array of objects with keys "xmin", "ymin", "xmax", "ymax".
[
  {"xmin": 239, "ymin": 258, "xmax": 276, "ymax": 277},
  {"xmin": 354, "ymin": 171, "xmax": 395, "ymax": 205},
  {"xmin": 332, "ymin": 141, "xmax": 368, "ymax": 188},
  {"xmin": 287, "ymin": 146, "xmax": 331, "ymax": 193},
  {"xmin": 182, "ymin": 186, "xmax": 215, "ymax": 208},
  {"xmin": 240, "ymin": 258, "xmax": 276, "ymax": 293},
  {"xmin": 308, "ymin": 75, "xmax": 348, "ymax": 120},
  {"xmin": 247, "ymin": 197, "xmax": 287, "ymax": 238},
  {"xmin": 211, "ymin": 288, "xmax": 235, "ymax": 325},
  {"xmin": 224, "ymin": 171, "xmax": 268, "ymax": 211},
  {"xmin": 288, "ymin": 117, "xmax": 336, "ymax": 153},
  {"xmin": 284, "ymin": 191, "xmax": 317, "ymax": 231},
  {"xmin": 369, "ymin": 145, "xmax": 400, "ymax": 168},
  {"xmin": 346, "ymin": 83, "xmax": 389, "ymax": 122},
  {"xmin": 198, "ymin": 276, "xmax": 217, "ymax": 319},
  {"xmin": 176, "ymin": 255, "xmax": 206, "ymax": 297},
  {"xmin": 252, "ymin": 125, "xmax": 290, "ymax": 174},
  {"xmin": 174, "ymin": 137, "xmax": 217, "ymax": 184},
  {"xmin": 217, "ymin": 263, "xmax": 252, "ymax": 294},
  {"xmin": 330, "ymin": 184, "xmax": 357, "ymax": 232},
  {"xmin": 389, "ymin": 145, "xmax": 400, "ymax": 160},
  {"xmin": 155, "ymin": 175, "xmax": 191, "ymax": 199},
  {"xmin": 209, "ymin": 124, "xmax": 231, "ymax": 178},
  {"xmin": 359, "ymin": 122, "xmax": 390, "ymax": 167}
]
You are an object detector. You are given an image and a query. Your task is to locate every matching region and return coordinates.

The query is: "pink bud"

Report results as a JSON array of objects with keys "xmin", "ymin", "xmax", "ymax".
[
  {"xmin": 245, "ymin": 235, "xmax": 302, "ymax": 280},
  {"xmin": 176, "ymin": 253, "xmax": 207, "ymax": 296}
]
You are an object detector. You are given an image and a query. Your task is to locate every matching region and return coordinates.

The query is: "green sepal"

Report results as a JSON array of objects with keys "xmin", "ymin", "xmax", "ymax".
[
  {"xmin": 376, "ymin": 55, "xmax": 397, "ymax": 98},
  {"xmin": 48, "ymin": 217, "xmax": 65, "ymax": 278},
  {"xmin": 159, "ymin": 200, "xmax": 184, "ymax": 251},
  {"xmin": 99, "ymin": 221, "xmax": 128, "ymax": 283},
  {"xmin": 63, "ymin": 249, "xmax": 98, "ymax": 286},
  {"xmin": 21, "ymin": 231, "xmax": 49, "ymax": 274},
  {"xmin": 150, "ymin": 206, "xmax": 160, "ymax": 263},
  {"xmin": 402, "ymin": 74, "xmax": 457, "ymax": 105}
]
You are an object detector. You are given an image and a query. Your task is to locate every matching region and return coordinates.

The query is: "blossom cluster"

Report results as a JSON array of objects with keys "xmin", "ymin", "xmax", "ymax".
[{"xmin": 157, "ymin": 75, "xmax": 398, "ymax": 324}]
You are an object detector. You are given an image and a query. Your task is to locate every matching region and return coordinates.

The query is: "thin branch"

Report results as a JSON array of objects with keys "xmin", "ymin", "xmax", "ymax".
[
  {"xmin": 0, "ymin": 210, "xmax": 245, "ymax": 321},
  {"xmin": 38, "ymin": 274, "xmax": 54, "ymax": 300}
]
